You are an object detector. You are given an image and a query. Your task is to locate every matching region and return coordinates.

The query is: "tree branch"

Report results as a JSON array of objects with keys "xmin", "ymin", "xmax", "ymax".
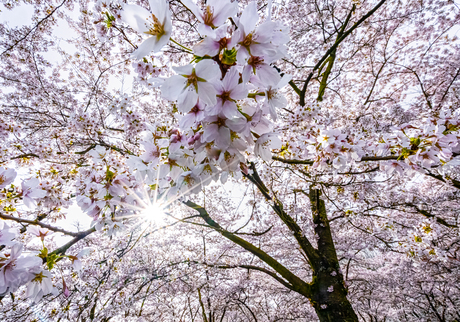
[
  {"xmin": 1, "ymin": 0, "xmax": 68, "ymax": 56},
  {"xmin": 404, "ymin": 204, "xmax": 457, "ymax": 228},
  {"xmin": 207, "ymin": 263, "xmax": 296, "ymax": 291},
  {"xmin": 183, "ymin": 200, "xmax": 312, "ymax": 297},
  {"xmin": 0, "ymin": 212, "xmax": 81, "ymax": 237},
  {"xmin": 273, "ymin": 155, "xmax": 460, "ymax": 189},
  {"xmin": 299, "ymin": 0, "xmax": 387, "ymax": 106},
  {"xmin": 243, "ymin": 163, "xmax": 320, "ymax": 268},
  {"xmin": 49, "ymin": 226, "xmax": 96, "ymax": 256}
]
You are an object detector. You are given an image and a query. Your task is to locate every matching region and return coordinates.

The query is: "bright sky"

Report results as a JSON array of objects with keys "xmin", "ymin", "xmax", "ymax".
[{"xmin": 0, "ymin": 4, "xmax": 34, "ymax": 27}]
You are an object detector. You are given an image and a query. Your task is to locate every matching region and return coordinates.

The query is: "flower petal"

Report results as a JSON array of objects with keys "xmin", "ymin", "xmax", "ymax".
[
  {"xmin": 193, "ymin": 37, "xmax": 220, "ymax": 57},
  {"xmin": 181, "ymin": 0, "xmax": 203, "ymax": 23},
  {"xmin": 211, "ymin": 1, "xmax": 238, "ymax": 26},
  {"xmin": 151, "ymin": 31, "xmax": 171, "ymax": 53},
  {"xmin": 197, "ymin": 24, "xmax": 216, "ymax": 37},
  {"xmin": 121, "ymin": 4, "xmax": 152, "ymax": 34},
  {"xmin": 277, "ymin": 73, "xmax": 292, "ymax": 89},
  {"xmin": 240, "ymin": 2, "xmax": 258, "ymax": 34},
  {"xmin": 173, "ymin": 64, "xmax": 194, "ymax": 75},
  {"xmin": 236, "ymin": 46, "xmax": 250, "ymax": 64},
  {"xmin": 242, "ymin": 64, "xmax": 252, "ymax": 84},
  {"xmin": 222, "ymin": 67, "xmax": 239, "ymax": 90},
  {"xmin": 177, "ymin": 88, "xmax": 199, "ymax": 113},
  {"xmin": 197, "ymin": 81, "xmax": 218, "ymax": 106},
  {"xmin": 28, "ymin": 189, "xmax": 46, "ymax": 199},
  {"xmin": 149, "ymin": 0, "xmax": 168, "ymax": 24},
  {"xmin": 195, "ymin": 59, "xmax": 221, "ymax": 80},
  {"xmin": 226, "ymin": 116, "xmax": 248, "ymax": 132},
  {"xmin": 132, "ymin": 37, "xmax": 158, "ymax": 59},
  {"xmin": 179, "ymin": 113, "xmax": 197, "ymax": 129},
  {"xmin": 221, "ymin": 100, "xmax": 238, "ymax": 118},
  {"xmin": 161, "ymin": 75, "xmax": 187, "ymax": 100},
  {"xmin": 230, "ymin": 84, "xmax": 248, "ymax": 100},
  {"xmin": 256, "ymin": 64, "xmax": 280, "ymax": 86},
  {"xmin": 216, "ymin": 126, "xmax": 231, "ymax": 149},
  {"xmin": 203, "ymin": 124, "xmax": 219, "ymax": 142}
]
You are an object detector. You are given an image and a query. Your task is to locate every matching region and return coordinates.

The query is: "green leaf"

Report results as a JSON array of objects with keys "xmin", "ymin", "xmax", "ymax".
[
  {"xmin": 221, "ymin": 48, "xmax": 237, "ymax": 65},
  {"xmin": 38, "ymin": 247, "xmax": 49, "ymax": 259},
  {"xmin": 46, "ymin": 252, "xmax": 62, "ymax": 270}
]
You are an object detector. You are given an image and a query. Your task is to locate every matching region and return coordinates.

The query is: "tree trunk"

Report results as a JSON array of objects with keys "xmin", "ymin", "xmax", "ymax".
[
  {"xmin": 314, "ymin": 300, "xmax": 359, "ymax": 322},
  {"xmin": 308, "ymin": 188, "xmax": 359, "ymax": 322},
  {"xmin": 310, "ymin": 270, "xmax": 358, "ymax": 322}
]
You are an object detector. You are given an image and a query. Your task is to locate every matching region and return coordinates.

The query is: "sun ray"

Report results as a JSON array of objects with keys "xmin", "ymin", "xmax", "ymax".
[{"xmin": 110, "ymin": 157, "xmax": 244, "ymax": 230}]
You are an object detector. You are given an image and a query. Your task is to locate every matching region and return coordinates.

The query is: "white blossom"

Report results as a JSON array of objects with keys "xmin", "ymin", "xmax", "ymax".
[
  {"xmin": 121, "ymin": 0, "xmax": 172, "ymax": 58},
  {"xmin": 0, "ymin": 167, "xmax": 16, "ymax": 189}
]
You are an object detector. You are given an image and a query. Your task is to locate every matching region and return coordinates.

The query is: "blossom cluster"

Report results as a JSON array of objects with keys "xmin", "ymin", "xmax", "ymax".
[
  {"xmin": 0, "ymin": 167, "xmax": 92, "ymax": 301},
  {"xmin": 103, "ymin": 0, "xmax": 291, "ymax": 201},
  {"xmin": 76, "ymin": 148, "xmax": 142, "ymax": 231},
  {"xmin": 287, "ymin": 104, "xmax": 460, "ymax": 177},
  {"xmin": 75, "ymin": 0, "xmax": 457, "ymax": 242},
  {"xmin": 0, "ymin": 168, "xmax": 53, "ymax": 301},
  {"xmin": 62, "ymin": 1, "xmax": 293, "ymax": 280}
]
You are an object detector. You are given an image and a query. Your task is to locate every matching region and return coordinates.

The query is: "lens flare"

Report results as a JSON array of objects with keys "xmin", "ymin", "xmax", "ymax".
[{"xmin": 140, "ymin": 201, "xmax": 168, "ymax": 226}]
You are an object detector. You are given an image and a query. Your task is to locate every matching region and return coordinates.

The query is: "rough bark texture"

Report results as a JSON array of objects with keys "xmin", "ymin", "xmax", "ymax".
[{"xmin": 309, "ymin": 188, "xmax": 359, "ymax": 322}]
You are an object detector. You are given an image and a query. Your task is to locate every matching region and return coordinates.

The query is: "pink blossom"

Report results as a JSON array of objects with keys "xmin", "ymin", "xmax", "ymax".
[
  {"xmin": 0, "ymin": 222, "xmax": 17, "ymax": 247},
  {"xmin": 21, "ymin": 178, "xmax": 47, "ymax": 209},
  {"xmin": 0, "ymin": 244, "xmax": 41, "ymax": 294},
  {"xmin": 207, "ymin": 67, "xmax": 248, "ymax": 118},
  {"xmin": 69, "ymin": 248, "xmax": 94, "ymax": 271},
  {"xmin": 193, "ymin": 26, "xmax": 229, "ymax": 57},
  {"xmin": 182, "ymin": 0, "xmax": 237, "ymax": 37},
  {"xmin": 141, "ymin": 141, "xmax": 162, "ymax": 165},
  {"xmin": 242, "ymin": 55, "xmax": 280, "ymax": 86},
  {"xmin": 230, "ymin": 2, "xmax": 278, "ymax": 62},
  {"xmin": 26, "ymin": 269, "xmax": 55, "ymax": 302},
  {"xmin": 27, "ymin": 226, "xmax": 53, "ymax": 241},
  {"xmin": 179, "ymin": 101, "xmax": 205, "ymax": 129},
  {"xmin": 254, "ymin": 133, "xmax": 281, "ymax": 161},
  {"xmin": 161, "ymin": 59, "xmax": 221, "ymax": 113},
  {"xmin": 0, "ymin": 167, "xmax": 16, "ymax": 189},
  {"xmin": 121, "ymin": 0, "xmax": 172, "ymax": 58},
  {"xmin": 202, "ymin": 115, "xmax": 232, "ymax": 149}
]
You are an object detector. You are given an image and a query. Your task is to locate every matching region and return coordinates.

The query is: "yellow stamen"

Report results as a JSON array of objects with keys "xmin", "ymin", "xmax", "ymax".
[{"xmin": 144, "ymin": 14, "xmax": 166, "ymax": 40}]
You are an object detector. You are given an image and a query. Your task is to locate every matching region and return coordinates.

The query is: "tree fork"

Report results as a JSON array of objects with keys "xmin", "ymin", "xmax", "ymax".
[
  {"xmin": 185, "ymin": 197, "xmax": 359, "ymax": 322},
  {"xmin": 243, "ymin": 165, "xmax": 358, "ymax": 321}
]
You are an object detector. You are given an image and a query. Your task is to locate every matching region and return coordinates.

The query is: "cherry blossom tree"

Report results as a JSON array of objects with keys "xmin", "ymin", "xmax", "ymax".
[{"xmin": 1, "ymin": 0, "xmax": 460, "ymax": 321}]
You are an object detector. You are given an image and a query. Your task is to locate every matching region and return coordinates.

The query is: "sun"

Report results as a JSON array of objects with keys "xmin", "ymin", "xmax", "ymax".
[{"xmin": 140, "ymin": 201, "xmax": 168, "ymax": 226}]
